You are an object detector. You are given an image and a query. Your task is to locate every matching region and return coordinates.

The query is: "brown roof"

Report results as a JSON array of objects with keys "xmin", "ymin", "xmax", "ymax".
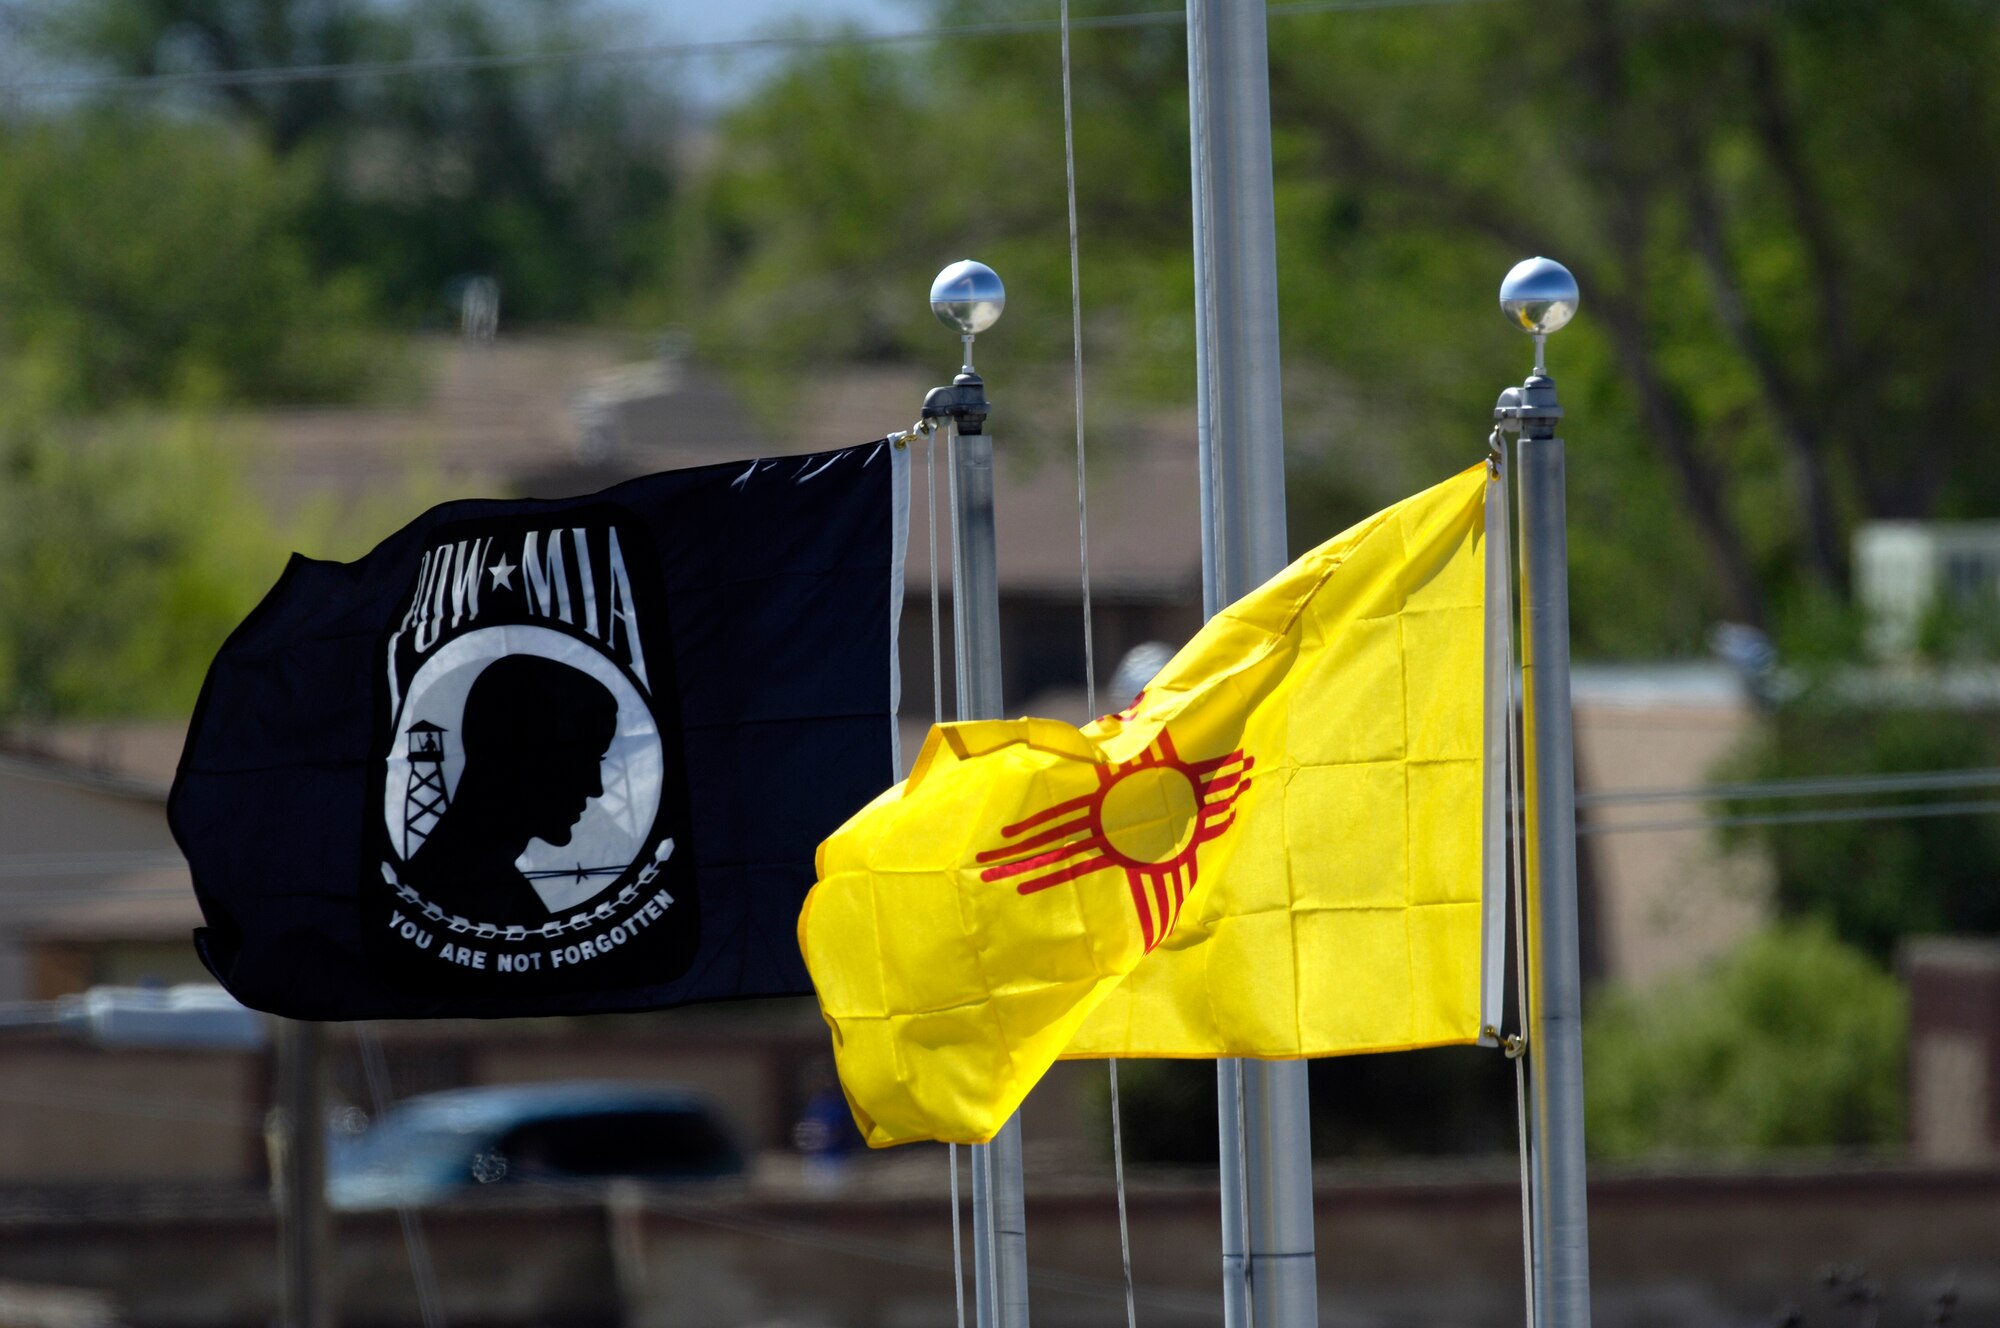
[
  {"xmin": 240, "ymin": 335, "xmax": 1203, "ymax": 600},
  {"xmin": 237, "ymin": 334, "xmax": 630, "ymax": 510},
  {"xmin": 18, "ymin": 869, "xmax": 199, "ymax": 943},
  {"xmin": 0, "ymin": 725, "xmax": 187, "ymax": 800},
  {"xmin": 580, "ymin": 384, "xmax": 1204, "ymax": 601}
]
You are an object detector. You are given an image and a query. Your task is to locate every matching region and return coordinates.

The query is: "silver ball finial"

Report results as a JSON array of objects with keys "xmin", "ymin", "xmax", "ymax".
[
  {"xmin": 1499, "ymin": 257, "xmax": 1579, "ymax": 336},
  {"xmin": 931, "ymin": 260, "xmax": 1005, "ymax": 336},
  {"xmin": 1500, "ymin": 257, "xmax": 1578, "ymax": 375}
]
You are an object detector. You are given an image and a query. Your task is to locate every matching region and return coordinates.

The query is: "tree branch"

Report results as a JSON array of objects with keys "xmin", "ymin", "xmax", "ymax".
[
  {"xmin": 1744, "ymin": 35, "xmax": 1871, "ymax": 506},
  {"xmin": 1674, "ymin": 123, "xmax": 1847, "ymax": 591},
  {"xmin": 1593, "ymin": 288, "xmax": 1769, "ymax": 627},
  {"xmin": 1298, "ymin": 98, "xmax": 1769, "ymax": 626}
]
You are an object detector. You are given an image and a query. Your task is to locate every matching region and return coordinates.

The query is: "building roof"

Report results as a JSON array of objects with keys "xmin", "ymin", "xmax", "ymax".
[
  {"xmin": 241, "ymin": 335, "xmax": 1204, "ymax": 602},
  {"xmin": 0, "ymin": 751, "xmax": 192, "ymax": 996},
  {"xmin": 0, "ymin": 725, "xmax": 187, "ymax": 802}
]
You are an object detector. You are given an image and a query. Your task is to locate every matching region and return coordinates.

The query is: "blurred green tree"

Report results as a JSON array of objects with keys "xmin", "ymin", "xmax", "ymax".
[
  {"xmin": 676, "ymin": 0, "xmax": 2000, "ymax": 658},
  {"xmin": 33, "ymin": 0, "xmax": 679, "ymax": 322},
  {"xmin": 1267, "ymin": 0, "xmax": 2000, "ymax": 643},
  {"xmin": 1584, "ymin": 923, "xmax": 1906, "ymax": 1158},
  {"xmin": 0, "ymin": 113, "xmax": 380, "ymax": 407},
  {"xmin": 0, "ymin": 405, "xmax": 293, "ymax": 719},
  {"xmin": 662, "ymin": 14, "xmax": 1200, "ymax": 461}
]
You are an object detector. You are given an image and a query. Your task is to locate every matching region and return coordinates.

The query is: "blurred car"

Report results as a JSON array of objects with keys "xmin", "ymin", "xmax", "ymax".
[{"xmin": 328, "ymin": 1081, "xmax": 744, "ymax": 1209}]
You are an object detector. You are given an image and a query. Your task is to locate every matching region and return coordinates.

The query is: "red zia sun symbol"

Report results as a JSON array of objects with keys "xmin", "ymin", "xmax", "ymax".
[{"xmin": 976, "ymin": 731, "xmax": 1253, "ymax": 952}]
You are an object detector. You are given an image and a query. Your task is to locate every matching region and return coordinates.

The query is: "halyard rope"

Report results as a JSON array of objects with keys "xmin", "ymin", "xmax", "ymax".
[
  {"xmin": 357, "ymin": 1029, "xmax": 449, "ymax": 1328},
  {"xmin": 1495, "ymin": 432, "xmax": 1538, "ymax": 1328},
  {"xmin": 1055, "ymin": 5, "xmax": 1137, "ymax": 1325},
  {"xmin": 928, "ymin": 423, "xmax": 970, "ymax": 1328}
]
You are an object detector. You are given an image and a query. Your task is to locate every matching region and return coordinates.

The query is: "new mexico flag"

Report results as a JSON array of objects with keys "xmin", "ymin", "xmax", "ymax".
[{"xmin": 799, "ymin": 461, "xmax": 1507, "ymax": 1147}]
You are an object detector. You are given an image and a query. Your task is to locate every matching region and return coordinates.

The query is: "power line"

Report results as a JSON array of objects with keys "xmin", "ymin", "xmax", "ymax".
[
  {"xmin": 3, "ymin": 768, "xmax": 1999, "ymax": 885},
  {"xmin": 1578, "ymin": 797, "xmax": 2000, "ymax": 837},
  {"xmin": 0, "ymin": 0, "xmax": 1494, "ymax": 100},
  {"xmin": 1577, "ymin": 766, "xmax": 2000, "ymax": 808},
  {"xmin": 4, "ymin": 766, "xmax": 2000, "ymax": 885}
]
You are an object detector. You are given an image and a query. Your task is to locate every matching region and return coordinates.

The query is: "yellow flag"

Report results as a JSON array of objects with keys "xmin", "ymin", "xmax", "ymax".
[{"xmin": 799, "ymin": 462, "xmax": 1498, "ymax": 1147}]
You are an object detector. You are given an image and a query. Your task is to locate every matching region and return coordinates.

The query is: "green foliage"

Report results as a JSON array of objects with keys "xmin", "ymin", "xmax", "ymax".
[
  {"xmin": 1716, "ymin": 706, "xmax": 2000, "ymax": 962},
  {"xmin": 673, "ymin": 0, "xmax": 2000, "ymax": 659},
  {"xmin": 0, "ymin": 114, "xmax": 382, "ymax": 408},
  {"xmin": 39, "ymin": 0, "xmax": 681, "ymax": 323},
  {"xmin": 663, "ymin": 20, "xmax": 1197, "ymax": 456},
  {"xmin": 1584, "ymin": 924, "xmax": 1906, "ymax": 1159},
  {"xmin": 1915, "ymin": 590, "xmax": 2000, "ymax": 664},
  {"xmin": 8, "ymin": 0, "xmax": 2000, "ymax": 710},
  {"xmin": 0, "ymin": 408, "xmax": 294, "ymax": 720},
  {"xmin": 1106, "ymin": 929, "xmax": 1907, "ymax": 1166},
  {"xmin": 34, "ymin": 0, "xmax": 2000, "ymax": 658}
]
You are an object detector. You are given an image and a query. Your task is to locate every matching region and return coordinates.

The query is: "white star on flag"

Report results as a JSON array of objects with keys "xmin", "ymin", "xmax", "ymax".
[{"xmin": 487, "ymin": 556, "xmax": 516, "ymax": 590}]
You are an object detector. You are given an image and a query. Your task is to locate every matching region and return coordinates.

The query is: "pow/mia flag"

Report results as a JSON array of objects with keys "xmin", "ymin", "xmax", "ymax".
[{"xmin": 171, "ymin": 441, "xmax": 908, "ymax": 1019}]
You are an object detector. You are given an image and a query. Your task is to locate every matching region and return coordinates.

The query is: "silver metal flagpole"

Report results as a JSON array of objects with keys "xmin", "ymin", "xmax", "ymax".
[
  {"xmin": 275, "ymin": 1018, "xmax": 333, "ymax": 1328},
  {"xmin": 924, "ymin": 260, "xmax": 1031, "ymax": 1328},
  {"xmin": 1494, "ymin": 256, "xmax": 1593, "ymax": 1328},
  {"xmin": 1183, "ymin": 2, "xmax": 1318, "ymax": 1326}
]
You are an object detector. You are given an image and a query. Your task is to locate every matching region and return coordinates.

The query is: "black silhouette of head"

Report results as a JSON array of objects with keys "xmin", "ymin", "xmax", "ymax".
[
  {"xmin": 407, "ymin": 654, "xmax": 619, "ymax": 916},
  {"xmin": 458, "ymin": 655, "xmax": 619, "ymax": 846}
]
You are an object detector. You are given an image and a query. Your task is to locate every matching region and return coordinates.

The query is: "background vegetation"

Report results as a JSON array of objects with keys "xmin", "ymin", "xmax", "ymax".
[
  {"xmin": 8, "ymin": 0, "xmax": 2000, "ymax": 667},
  {"xmin": 0, "ymin": 406, "xmax": 293, "ymax": 717},
  {"xmin": 1585, "ymin": 923, "xmax": 1906, "ymax": 1158}
]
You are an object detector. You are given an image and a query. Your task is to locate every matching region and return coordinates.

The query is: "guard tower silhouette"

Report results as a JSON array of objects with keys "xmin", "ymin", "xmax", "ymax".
[
  {"xmin": 592, "ymin": 751, "xmax": 638, "ymax": 838},
  {"xmin": 402, "ymin": 720, "xmax": 451, "ymax": 859}
]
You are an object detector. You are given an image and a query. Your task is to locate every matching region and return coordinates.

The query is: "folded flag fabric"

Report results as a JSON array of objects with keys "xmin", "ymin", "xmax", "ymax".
[
  {"xmin": 799, "ymin": 461, "xmax": 1500, "ymax": 1147},
  {"xmin": 172, "ymin": 441, "xmax": 908, "ymax": 1020}
]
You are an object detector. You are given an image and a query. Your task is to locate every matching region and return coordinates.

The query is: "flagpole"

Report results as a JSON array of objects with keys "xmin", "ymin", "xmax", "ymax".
[
  {"xmin": 925, "ymin": 261, "xmax": 1031, "ymax": 1328},
  {"xmin": 1183, "ymin": 3, "xmax": 1319, "ymax": 1327},
  {"xmin": 275, "ymin": 1018, "xmax": 332, "ymax": 1328},
  {"xmin": 1495, "ymin": 257, "xmax": 1592, "ymax": 1327}
]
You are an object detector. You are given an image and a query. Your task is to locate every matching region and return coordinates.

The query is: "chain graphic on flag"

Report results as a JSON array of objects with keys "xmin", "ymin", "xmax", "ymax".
[{"xmin": 976, "ymin": 731, "xmax": 1252, "ymax": 951}]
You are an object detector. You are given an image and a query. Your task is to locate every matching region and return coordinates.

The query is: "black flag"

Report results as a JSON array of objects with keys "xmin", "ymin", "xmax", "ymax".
[{"xmin": 171, "ymin": 441, "xmax": 908, "ymax": 1019}]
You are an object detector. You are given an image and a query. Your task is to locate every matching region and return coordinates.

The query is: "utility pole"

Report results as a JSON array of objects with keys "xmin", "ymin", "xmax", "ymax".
[
  {"xmin": 923, "ymin": 259, "xmax": 1030, "ymax": 1328},
  {"xmin": 1494, "ymin": 255, "xmax": 1592, "ymax": 1327},
  {"xmin": 1183, "ymin": 2, "xmax": 1318, "ymax": 1326}
]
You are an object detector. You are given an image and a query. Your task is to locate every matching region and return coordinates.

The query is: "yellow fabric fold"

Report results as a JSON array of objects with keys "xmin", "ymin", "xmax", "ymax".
[{"xmin": 798, "ymin": 463, "xmax": 1492, "ymax": 1147}]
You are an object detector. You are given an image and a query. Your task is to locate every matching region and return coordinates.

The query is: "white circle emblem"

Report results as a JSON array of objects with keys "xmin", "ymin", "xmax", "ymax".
[{"xmin": 382, "ymin": 625, "xmax": 663, "ymax": 914}]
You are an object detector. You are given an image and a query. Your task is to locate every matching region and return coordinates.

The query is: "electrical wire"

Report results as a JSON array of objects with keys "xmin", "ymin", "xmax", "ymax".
[
  {"xmin": 1578, "ymin": 797, "xmax": 2000, "ymax": 837},
  {"xmin": 0, "ymin": 0, "xmax": 1500, "ymax": 100},
  {"xmin": 1577, "ymin": 766, "xmax": 2000, "ymax": 807}
]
